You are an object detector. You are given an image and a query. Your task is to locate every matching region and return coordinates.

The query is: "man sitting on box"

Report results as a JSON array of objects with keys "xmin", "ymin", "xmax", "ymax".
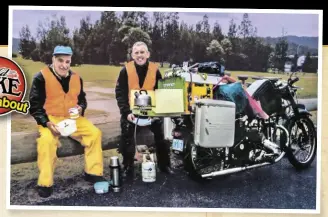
[
  {"xmin": 29, "ymin": 45, "xmax": 106, "ymax": 198},
  {"xmin": 115, "ymin": 41, "xmax": 174, "ymax": 179}
]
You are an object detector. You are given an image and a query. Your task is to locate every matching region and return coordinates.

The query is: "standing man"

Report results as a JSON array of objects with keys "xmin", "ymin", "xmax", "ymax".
[
  {"xmin": 29, "ymin": 45, "xmax": 105, "ymax": 198},
  {"xmin": 115, "ymin": 41, "xmax": 173, "ymax": 179}
]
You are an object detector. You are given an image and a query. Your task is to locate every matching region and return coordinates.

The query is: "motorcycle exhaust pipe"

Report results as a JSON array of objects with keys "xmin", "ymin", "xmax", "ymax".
[
  {"xmin": 201, "ymin": 124, "xmax": 289, "ymax": 179},
  {"xmin": 201, "ymin": 150, "xmax": 287, "ymax": 178},
  {"xmin": 201, "ymin": 162, "xmax": 271, "ymax": 178}
]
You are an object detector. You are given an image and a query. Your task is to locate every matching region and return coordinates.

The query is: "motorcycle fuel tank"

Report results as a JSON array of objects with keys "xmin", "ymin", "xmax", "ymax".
[{"xmin": 194, "ymin": 98, "xmax": 236, "ymax": 148}]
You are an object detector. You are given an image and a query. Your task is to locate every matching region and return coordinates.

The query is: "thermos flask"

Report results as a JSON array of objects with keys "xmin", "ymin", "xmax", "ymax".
[{"xmin": 109, "ymin": 156, "xmax": 121, "ymax": 192}]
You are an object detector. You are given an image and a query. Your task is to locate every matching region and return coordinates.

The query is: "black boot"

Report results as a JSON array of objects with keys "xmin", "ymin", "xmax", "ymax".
[
  {"xmin": 121, "ymin": 164, "xmax": 135, "ymax": 180},
  {"xmin": 120, "ymin": 152, "xmax": 136, "ymax": 181},
  {"xmin": 84, "ymin": 172, "xmax": 107, "ymax": 184},
  {"xmin": 119, "ymin": 117, "xmax": 136, "ymax": 181},
  {"xmin": 156, "ymin": 141, "xmax": 174, "ymax": 175},
  {"xmin": 149, "ymin": 119, "xmax": 174, "ymax": 175},
  {"xmin": 37, "ymin": 186, "xmax": 53, "ymax": 198}
]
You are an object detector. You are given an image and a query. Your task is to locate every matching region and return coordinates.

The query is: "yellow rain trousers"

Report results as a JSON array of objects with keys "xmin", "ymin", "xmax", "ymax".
[{"xmin": 36, "ymin": 115, "xmax": 103, "ymax": 187}]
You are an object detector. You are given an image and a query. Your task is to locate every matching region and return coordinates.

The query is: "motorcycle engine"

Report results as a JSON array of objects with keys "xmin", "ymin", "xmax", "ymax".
[
  {"xmin": 231, "ymin": 141, "xmax": 258, "ymax": 166},
  {"xmin": 231, "ymin": 119, "xmax": 264, "ymax": 166},
  {"xmin": 231, "ymin": 119, "xmax": 251, "ymax": 165}
]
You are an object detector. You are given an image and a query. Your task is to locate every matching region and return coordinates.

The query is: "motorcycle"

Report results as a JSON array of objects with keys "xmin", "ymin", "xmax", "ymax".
[
  {"xmin": 248, "ymin": 71, "xmax": 317, "ymax": 169},
  {"xmin": 272, "ymin": 71, "xmax": 317, "ymax": 170},
  {"xmin": 161, "ymin": 66, "xmax": 316, "ymax": 182}
]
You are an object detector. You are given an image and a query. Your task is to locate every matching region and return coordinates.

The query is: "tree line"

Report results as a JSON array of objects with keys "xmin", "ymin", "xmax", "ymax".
[{"xmin": 17, "ymin": 11, "xmax": 318, "ymax": 72}]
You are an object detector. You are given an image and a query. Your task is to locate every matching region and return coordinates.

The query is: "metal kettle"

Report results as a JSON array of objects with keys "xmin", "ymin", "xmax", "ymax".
[{"xmin": 134, "ymin": 90, "xmax": 152, "ymax": 107}]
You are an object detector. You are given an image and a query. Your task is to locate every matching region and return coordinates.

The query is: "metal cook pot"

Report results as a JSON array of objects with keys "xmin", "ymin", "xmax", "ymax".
[{"xmin": 134, "ymin": 90, "xmax": 152, "ymax": 107}]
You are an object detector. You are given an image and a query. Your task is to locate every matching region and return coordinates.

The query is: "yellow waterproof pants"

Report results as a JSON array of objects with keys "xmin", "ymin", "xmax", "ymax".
[{"xmin": 36, "ymin": 115, "xmax": 103, "ymax": 187}]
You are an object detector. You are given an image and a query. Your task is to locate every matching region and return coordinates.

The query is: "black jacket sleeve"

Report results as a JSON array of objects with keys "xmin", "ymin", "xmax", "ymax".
[
  {"xmin": 155, "ymin": 69, "xmax": 162, "ymax": 89},
  {"xmin": 115, "ymin": 66, "xmax": 132, "ymax": 119},
  {"xmin": 28, "ymin": 72, "xmax": 49, "ymax": 127},
  {"xmin": 77, "ymin": 77, "xmax": 87, "ymax": 116}
]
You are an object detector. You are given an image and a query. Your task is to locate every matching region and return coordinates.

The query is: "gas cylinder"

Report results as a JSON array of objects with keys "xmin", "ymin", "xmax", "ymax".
[{"xmin": 141, "ymin": 153, "xmax": 156, "ymax": 183}]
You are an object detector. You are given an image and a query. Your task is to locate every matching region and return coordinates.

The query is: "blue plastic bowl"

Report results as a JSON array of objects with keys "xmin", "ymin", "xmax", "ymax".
[{"xmin": 94, "ymin": 181, "xmax": 109, "ymax": 194}]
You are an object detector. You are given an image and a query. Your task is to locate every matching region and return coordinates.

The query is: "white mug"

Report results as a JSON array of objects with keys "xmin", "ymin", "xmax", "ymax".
[{"xmin": 69, "ymin": 107, "xmax": 79, "ymax": 119}]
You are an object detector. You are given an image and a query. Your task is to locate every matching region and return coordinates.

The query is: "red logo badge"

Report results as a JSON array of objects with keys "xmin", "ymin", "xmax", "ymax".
[{"xmin": 0, "ymin": 56, "xmax": 30, "ymax": 116}]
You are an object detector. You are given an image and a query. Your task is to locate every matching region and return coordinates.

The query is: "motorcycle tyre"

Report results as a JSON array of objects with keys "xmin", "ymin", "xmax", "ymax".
[
  {"xmin": 183, "ymin": 136, "xmax": 212, "ymax": 183},
  {"xmin": 284, "ymin": 114, "xmax": 317, "ymax": 170}
]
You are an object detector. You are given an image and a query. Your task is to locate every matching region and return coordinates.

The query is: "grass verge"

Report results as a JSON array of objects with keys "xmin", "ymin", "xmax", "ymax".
[{"xmin": 13, "ymin": 56, "xmax": 318, "ymax": 99}]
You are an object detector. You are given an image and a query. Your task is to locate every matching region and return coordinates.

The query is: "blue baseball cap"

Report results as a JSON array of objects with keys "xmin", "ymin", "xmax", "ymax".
[{"xmin": 53, "ymin": 46, "xmax": 73, "ymax": 56}]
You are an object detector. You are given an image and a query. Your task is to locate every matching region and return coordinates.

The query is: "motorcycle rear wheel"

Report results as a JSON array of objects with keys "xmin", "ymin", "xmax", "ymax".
[{"xmin": 183, "ymin": 136, "xmax": 214, "ymax": 182}]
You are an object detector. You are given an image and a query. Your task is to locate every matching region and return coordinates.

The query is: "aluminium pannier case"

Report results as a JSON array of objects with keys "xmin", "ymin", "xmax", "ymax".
[{"xmin": 194, "ymin": 99, "xmax": 236, "ymax": 148}]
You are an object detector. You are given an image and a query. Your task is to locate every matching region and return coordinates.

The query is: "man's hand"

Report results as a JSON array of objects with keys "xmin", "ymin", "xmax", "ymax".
[
  {"xmin": 76, "ymin": 105, "xmax": 83, "ymax": 115},
  {"xmin": 222, "ymin": 75, "xmax": 236, "ymax": 83},
  {"xmin": 222, "ymin": 75, "xmax": 231, "ymax": 81},
  {"xmin": 127, "ymin": 113, "xmax": 135, "ymax": 122},
  {"xmin": 46, "ymin": 122, "xmax": 61, "ymax": 136}
]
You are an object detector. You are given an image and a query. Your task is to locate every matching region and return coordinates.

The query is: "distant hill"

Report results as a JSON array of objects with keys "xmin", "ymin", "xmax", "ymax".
[
  {"xmin": 262, "ymin": 35, "xmax": 318, "ymax": 50},
  {"xmin": 261, "ymin": 35, "xmax": 319, "ymax": 56},
  {"xmin": 12, "ymin": 35, "xmax": 319, "ymax": 56}
]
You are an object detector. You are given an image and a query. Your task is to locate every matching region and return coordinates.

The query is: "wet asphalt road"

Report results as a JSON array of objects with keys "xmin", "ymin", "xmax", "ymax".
[{"xmin": 37, "ymin": 156, "xmax": 317, "ymax": 210}]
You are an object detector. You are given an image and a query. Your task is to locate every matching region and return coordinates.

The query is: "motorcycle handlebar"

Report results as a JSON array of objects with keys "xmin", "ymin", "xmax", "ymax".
[{"xmin": 289, "ymin": 77, "xmax": 299, "ymax": 86}]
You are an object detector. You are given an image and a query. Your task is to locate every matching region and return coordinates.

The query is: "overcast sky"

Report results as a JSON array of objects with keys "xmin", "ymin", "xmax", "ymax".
[{"xmin": 11, "ymin": 9, "xmax": 320, "ymax": 39}]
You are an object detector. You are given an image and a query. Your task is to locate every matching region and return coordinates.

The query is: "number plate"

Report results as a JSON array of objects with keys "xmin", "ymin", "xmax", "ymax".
[{"xmin": 172, "ymin": 139, "xmax": 184, "ymax": 152}]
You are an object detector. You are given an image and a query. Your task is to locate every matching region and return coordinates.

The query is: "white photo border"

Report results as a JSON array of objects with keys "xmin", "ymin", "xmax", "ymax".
[{"xmin": 6, "ymin": 5, "xmax": 323, "ymax": 214}]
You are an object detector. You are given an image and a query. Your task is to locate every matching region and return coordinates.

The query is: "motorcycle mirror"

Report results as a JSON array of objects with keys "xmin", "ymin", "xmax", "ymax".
[{"xmin": 289, "ymin": 71, "xmax": 296, "ymax": 82}]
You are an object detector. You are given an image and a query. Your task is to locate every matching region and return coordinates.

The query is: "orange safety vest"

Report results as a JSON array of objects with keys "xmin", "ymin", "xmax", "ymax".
[
  {"xmin": 126, "ymin": 61, "xmax": 158, "ymax": 92},
  {"xmin": 41, "ymin": 66, "xmax": 81, "ymax": 118},
  {"xmin": 126, "ymin": 61, "xmax": 158, "ymax": 104}
]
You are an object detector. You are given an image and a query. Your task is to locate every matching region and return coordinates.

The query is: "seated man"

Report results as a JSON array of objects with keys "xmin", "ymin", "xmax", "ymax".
[
  {"xmin": 115, "ymin": 41, "xmax": 174, "ymax": 179},
  {"xmin": 29, "ymin": 45, "xmax": 105, "ymax": 198}
]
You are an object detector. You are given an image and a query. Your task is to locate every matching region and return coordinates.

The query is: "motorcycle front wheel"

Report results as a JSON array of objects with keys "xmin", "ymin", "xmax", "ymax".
[{"xmin": 285, "ymin": 114, "xmax": 317, "ymax": 170}]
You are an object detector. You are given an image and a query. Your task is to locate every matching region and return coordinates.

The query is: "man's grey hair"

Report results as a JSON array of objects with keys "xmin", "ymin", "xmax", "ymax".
[{"xmin": 132, "ymin": 41, "xmax": 149, "ymax": 52}]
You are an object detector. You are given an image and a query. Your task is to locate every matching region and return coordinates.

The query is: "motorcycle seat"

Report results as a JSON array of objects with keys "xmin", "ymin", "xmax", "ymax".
[
  {"xmin": 251, "ymin": 76, "xmax": 262, "ymax": 80},
  {"xmin": 263, "ymin": 77, "xmax": 281, "ymax": 82}
]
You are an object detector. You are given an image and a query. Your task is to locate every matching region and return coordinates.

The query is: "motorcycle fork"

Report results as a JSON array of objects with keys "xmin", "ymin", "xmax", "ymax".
[
  {"xmin": 289, "ymin": 99, "xmax": 310, "ymax": 143},
  {"xmin": 293, "ymin": 118, "xmax": 310, "ymax": 146}
]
